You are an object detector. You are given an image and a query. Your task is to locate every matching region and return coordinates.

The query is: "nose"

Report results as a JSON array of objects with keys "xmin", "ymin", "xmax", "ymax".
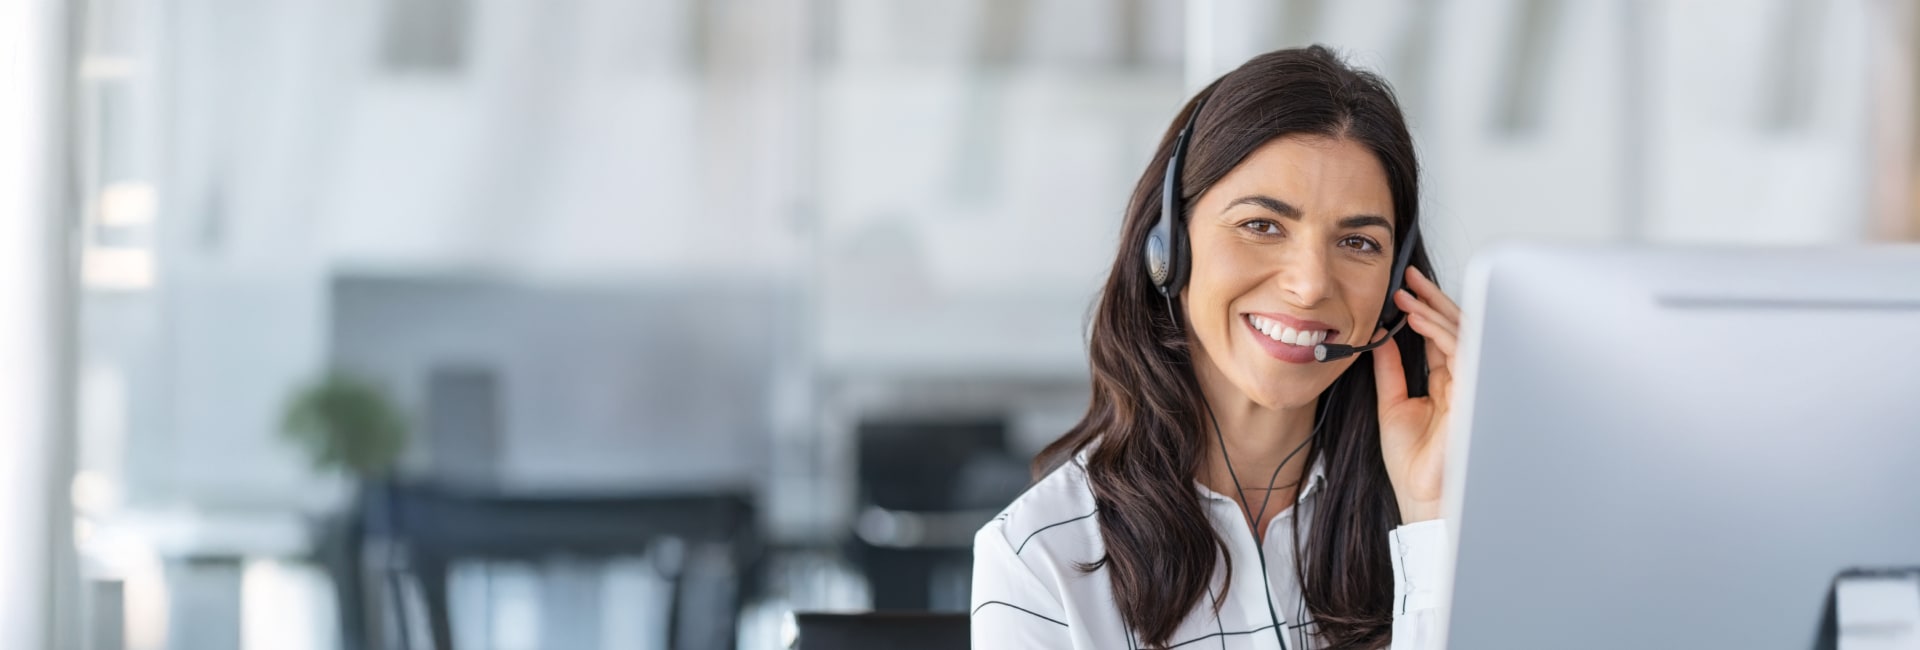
[{"xmin": 1274, "ymin": 245, "xmax": 1332, "ymax": 307}]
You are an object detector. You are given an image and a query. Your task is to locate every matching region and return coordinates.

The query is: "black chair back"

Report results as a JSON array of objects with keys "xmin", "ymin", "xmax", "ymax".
[{"xmin": 793, "ymin": 612, "xmax": 969, "ymax": 650}]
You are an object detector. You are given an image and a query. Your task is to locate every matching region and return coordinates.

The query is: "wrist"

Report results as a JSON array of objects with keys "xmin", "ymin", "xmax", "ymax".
[{"xmin": 1398, "ymin": 499, "xmax": 1441, "ymax": 524}]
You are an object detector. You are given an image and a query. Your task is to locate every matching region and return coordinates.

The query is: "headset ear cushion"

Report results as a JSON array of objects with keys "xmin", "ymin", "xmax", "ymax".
[
  {"xmin": 1165, "ymin": 215, "xmax": 1188, "ymax": 296},
  {"xmin": 1145, "ymin": 232, "xmax": 1171, "ymax": 289}
]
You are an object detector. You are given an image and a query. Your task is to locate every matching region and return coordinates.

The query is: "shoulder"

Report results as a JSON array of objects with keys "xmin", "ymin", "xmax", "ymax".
[
  {"xmin": 976, "ymin": 453, "xmax": 1103, "ymax": 567},
  {"xmin": 971, "ymin": 458, "xmax": 1100, "ymax": 639}
]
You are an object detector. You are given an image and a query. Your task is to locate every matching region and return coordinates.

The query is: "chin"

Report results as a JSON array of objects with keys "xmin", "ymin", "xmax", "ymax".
[{"xmin": 1242, "ymin": 368, "xmax": 1334, "ymax": 410}]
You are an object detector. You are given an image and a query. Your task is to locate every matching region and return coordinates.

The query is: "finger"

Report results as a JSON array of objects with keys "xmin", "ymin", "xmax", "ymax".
[
  {"xmin": 1397, "ymin": 291, "xmax": 1451, "ymax": 341},
  {"xmin": 1424, "ymin": 325, "xmax": 1453, "ymax": 403},
  {"xmin": 1405, "ymin": 267, "xmax": 1462, "ymax": 323},
  {"xmin": 1430, "ymin": 369, "xmax": 1454, "ymax": 416},
  {"xmin": 1395, "ymin": 289, "xmax": 1458, "ymax": 341},
  {"xmin": 1408, "ymin": 311, "xmax": 1458, "ymax": 357},
  {"xmin": 1407, "ymin": 312, "xmax": 1458, "ymax": 366},
  {"xmin": 1427, "ymin": 358, "xmax": 1452, "ymax": 406},
  {"xmin": 1371, "ymin": 326, "xmax": 1407, "ymax": 406},
  {"xmin": 1405, "ymin": 266, "xmax": 1460, "ymax": 320}
]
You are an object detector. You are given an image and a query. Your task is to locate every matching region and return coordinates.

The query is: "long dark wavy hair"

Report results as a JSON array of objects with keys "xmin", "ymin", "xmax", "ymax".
[{"xmin": 1034, "ymin": 45, "xmax": 1435, "ymax": 649}]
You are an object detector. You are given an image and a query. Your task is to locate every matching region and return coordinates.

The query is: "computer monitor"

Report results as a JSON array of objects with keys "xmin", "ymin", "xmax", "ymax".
[{"xmin": 1439, "ymin": 245, "xmax": 1920, "ymax": 649}]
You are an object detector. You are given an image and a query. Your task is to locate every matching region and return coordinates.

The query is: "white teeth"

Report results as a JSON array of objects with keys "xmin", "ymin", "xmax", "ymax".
[{"xmin": 1248, "ymin": 315, "xmax": 1330, "ymax": 347}]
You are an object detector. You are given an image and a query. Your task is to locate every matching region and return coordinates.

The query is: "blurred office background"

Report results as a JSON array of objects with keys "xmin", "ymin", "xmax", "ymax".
[{"xmin": 1, "ymin": 0, "xmax": 1917, "ymax": 648}]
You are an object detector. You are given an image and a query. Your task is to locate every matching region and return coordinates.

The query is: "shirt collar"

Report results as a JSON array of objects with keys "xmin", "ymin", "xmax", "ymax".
[
  {"xmin": 1194, "ymin": 455, "xmax": 1328, "ymax": 507},
  {"xmin": 1073, "ymin": 444, "xmax": 1331, "ymax": 506}
]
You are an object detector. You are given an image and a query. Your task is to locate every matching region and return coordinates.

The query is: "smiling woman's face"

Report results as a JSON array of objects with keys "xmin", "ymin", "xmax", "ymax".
[{"xmin": 1183, "ymin": 134, "xmax": 1398, "ymax": 410}]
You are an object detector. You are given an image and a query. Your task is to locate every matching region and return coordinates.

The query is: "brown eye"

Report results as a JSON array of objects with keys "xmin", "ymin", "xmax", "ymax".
[
  {"xmin": 1244, "ymin": 220, "xmax": 1281, "ymax": 235},
  {"xmin": 1341, "ymin": 235, "xmax": 1382, "ymax": 253}
]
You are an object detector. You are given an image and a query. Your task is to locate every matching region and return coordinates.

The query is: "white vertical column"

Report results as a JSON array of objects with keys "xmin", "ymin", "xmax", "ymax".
[{"xmin": 0, "ymin": 0, "xmax": 74, "ymax": 648}]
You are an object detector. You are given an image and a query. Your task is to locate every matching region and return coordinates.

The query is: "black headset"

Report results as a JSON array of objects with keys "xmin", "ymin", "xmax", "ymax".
[
  {"xmin": 1143, "ymin": 91, "xmax": 1423, "ymax": 365},
  {"xmin": 1143, "ymin": 95, "xmax": 1205, "ymax": 301}
]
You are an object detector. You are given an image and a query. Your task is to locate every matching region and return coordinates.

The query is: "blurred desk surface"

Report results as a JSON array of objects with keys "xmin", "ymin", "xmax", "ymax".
[{"xmin": 368, "ymin": 482, "xmax": 755, "ymax": 556}]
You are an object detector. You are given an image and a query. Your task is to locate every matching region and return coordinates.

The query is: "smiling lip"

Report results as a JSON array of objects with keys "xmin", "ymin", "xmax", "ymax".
[{"xmin": 1242, "ymin": 312, "xmax": 1341, "ymax": 364}]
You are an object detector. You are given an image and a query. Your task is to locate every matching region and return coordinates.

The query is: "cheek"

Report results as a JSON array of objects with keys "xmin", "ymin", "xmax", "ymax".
[
  {"xmin": 1183, "ymin": 274, "xmax": 1231, "ymax": 334},
  {"xmin": 1186, "ymin": 250, "xmax": 1261, "ymax": 325},
  {"xmin": 1344, "ymin": 269, "xmax": 1393, "ymax": 325}
]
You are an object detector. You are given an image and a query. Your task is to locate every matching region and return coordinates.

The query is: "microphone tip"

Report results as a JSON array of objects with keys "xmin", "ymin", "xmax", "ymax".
[{"xmin": 1313, "ymin": 344, "xmax": 1329, "ymax": 361}]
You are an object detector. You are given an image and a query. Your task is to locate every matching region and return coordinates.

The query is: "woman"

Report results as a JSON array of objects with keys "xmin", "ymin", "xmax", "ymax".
[{"xmin": 971, "ymin": 46, "xmax": 1460, "ymax": 649}]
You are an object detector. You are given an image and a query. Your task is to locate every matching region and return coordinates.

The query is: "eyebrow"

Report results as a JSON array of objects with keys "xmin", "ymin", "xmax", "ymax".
[{"xmin": 1224, "ymin": 194, "xmax": 1395, "ymax": 235}]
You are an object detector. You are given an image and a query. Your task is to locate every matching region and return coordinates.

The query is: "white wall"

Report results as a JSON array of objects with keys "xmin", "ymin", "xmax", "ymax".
[
  {"xmin": 1197, "ymin": 0, "xmax": 1882, "ymax": 287},
  {"xmin": 152, "ymin": 0, "xmax": 339, "ymax": 508},
  {"xmin": 1645, "ymin": 0, "xmax": 1874, "ymax": 244}
]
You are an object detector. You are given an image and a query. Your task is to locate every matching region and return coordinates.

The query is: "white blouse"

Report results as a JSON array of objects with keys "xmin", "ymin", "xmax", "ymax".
[{"xmin": 970, "ymin": 451, "xmax": 1448, "ymax": 649}]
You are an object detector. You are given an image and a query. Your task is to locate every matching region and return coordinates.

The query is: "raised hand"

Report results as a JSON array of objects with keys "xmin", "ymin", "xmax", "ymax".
[{"xmin": 1372, "ymin": 266, "xmax": 1462, "ymax": 523}]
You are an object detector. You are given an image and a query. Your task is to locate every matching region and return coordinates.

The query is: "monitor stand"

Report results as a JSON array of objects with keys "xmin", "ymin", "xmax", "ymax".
[{"xmin": 1814, "ymin": 567, "xmax": 1920, "ymax": 650}]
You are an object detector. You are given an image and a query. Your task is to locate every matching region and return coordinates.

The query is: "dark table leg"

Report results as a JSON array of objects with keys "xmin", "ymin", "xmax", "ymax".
[
  {"xmin": 414, "ymin": 551, "xmax": 454, "ymax": 650},
  {"xmin": 321, "ymin": 514, "xmax": 369, "ymax": 650}
]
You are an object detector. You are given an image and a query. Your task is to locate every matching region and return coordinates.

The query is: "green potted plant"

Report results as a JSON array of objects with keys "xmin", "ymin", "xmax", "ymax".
[{"xmin": 281, "ymin": 372, "xmax": 408, "ymax": 479}]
